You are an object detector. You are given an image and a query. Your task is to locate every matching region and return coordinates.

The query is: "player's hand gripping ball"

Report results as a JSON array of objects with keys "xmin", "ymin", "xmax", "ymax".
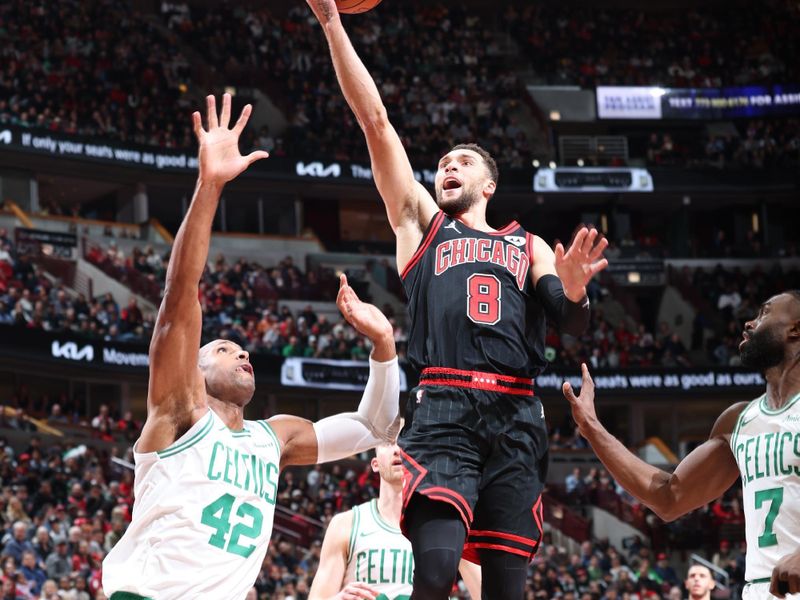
[{"xmin": 335, "ymin": 0, "xmax": 383, "ymax": 14}]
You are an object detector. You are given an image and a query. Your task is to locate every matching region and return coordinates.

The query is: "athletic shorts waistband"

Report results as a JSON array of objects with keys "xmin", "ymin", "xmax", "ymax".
[{"xmin": 420, "ymin": 367, "xmax": 534, "ymax": 396}]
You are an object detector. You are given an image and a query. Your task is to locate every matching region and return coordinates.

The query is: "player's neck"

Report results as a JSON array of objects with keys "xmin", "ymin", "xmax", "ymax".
[
  {"xmin": 763, "ymin": 353, "xmax": 800, "ymax": 410},
  {"xmin": 207, "ymin": 396, "xmax": 245, "ymax": 431},
  {"xmin": 376, "ymin": 479, "xmax": 403, "ymax": 527},
  {"xmin": 452, "ymin": 206, "xmax": 492, "ymax": 233}
]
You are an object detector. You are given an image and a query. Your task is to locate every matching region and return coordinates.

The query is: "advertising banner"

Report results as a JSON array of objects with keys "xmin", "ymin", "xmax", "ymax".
[
  {"xmin": 0, "ymin": 126, "xmax": 528, "ymax": 187},
  {"xmin": 281, "ymin": 357, "xmax": 409, "ymax": 392},
  {"xmin": 597, "ymin": 85, "xmax": 800, "ymax": 120},
  {"xmin": 0, "ymin": 327, "xmax": 765, "ymax": 395}
]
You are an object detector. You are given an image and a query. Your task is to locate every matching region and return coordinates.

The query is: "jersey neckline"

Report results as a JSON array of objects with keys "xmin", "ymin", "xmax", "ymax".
[
  {"xmin": 370, "ymin": 499, "xmax": 402, "ymax": 534},
  {"xmin": 451, "ymin": 214, "xmax": 519, "ymax": 236},
  {"xmin": 759, "ymin": 392, "xmax": 800, "ymax": 415}
]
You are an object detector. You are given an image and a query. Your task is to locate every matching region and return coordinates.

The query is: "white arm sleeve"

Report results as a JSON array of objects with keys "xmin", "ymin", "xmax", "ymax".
[{"xmin": 312, "ymin": 355, "xmax": 400, "ymax": 464}]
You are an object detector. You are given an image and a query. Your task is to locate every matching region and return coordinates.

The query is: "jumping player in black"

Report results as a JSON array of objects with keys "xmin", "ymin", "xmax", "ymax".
[{"xmin": 306, "ymin": 1, "xmax": 608, "ymax": 597}]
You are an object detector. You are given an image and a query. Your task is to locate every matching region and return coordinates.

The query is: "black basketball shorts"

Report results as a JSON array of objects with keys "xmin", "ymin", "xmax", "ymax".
[{"xmin": 398, "ymin": 367, "xmax": 549, "ymax": 564}]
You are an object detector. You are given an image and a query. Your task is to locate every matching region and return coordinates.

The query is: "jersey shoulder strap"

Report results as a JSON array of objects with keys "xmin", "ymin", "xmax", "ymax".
[
  {"xmin": 730, "ymin": 395, "xmax": 764, "ymax": 450},
  {"xmin": 401, "ymin": 211, "xmax": 446, "ymax": 280},
  {"xmin": 346, "ymin": 505, "xmax": 361, "ymax": 566}
]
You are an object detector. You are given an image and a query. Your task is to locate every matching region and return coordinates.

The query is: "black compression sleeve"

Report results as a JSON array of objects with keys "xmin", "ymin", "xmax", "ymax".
[{"xmin": 535, "ymin": 273, "xmax": 590, "ymax": 336}]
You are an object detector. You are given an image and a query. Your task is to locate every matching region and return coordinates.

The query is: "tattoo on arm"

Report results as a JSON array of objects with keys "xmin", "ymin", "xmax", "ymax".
[{"xmin": 314, "ymin": 0, "xmax": 336, "ymax": 20}]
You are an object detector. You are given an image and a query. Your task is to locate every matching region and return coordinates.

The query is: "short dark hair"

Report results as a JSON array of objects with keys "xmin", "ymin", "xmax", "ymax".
[{"xmin": 449, "ymin": 143, "xmax": 499, "ymax": 186}]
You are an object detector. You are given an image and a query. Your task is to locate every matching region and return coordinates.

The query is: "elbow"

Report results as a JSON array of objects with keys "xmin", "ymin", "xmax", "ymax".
[
  {"xmin": 649, "ymin": 483, "xmax": 683, "ymax": 523},
  {"xmin": 654, "ymin": 505, "xmax": 678, "ymax": 523}
]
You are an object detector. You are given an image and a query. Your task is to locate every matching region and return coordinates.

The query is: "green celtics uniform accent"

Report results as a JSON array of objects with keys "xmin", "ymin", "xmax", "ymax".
[
  {"xmin": 344, "ymin": 499, "xmax": 414, "ymax": 599},
  {"xmin": 731, "ymin": 393, "xmax": 800, "ymax": 583},
  {"xmin": 103, "ymin": 411, "xmax": 281, "ymax": 600}
]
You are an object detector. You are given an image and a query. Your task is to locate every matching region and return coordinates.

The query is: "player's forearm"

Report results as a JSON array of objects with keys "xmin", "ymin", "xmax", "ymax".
[
  {"xmin": 163, "ymin": 179, "xmax": 221, "ymax": 301},
  {"xmin": 313, "ymin": 355, "xmax": 400, "ymax": 462},
  {"xmin": 536, "ymin": 274, "xmax": 590, "ymax": 336},
  {"xmin": 580, "ymin": 418, "xmax": 675, "ymax": 520},
  {"xmin": 320, "ymin": 17, "xmax": 389, "ymax": 131}
]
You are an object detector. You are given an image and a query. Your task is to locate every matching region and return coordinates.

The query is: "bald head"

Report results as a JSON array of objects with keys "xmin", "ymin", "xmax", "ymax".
[{"xmin": 198, "ymin": 339, "xmax": 255, "ymax": 405}]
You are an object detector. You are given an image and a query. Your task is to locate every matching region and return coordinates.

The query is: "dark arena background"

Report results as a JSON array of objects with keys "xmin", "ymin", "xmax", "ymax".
[{"xmin": 1, "ymin": 0, "xmax": 799, "ymax": 598}]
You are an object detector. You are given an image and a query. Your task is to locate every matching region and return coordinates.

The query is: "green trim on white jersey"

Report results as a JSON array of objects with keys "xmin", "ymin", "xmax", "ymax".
[{"xmin": 157, "ymin": 412, "xmax": 214, "ymax": 458}]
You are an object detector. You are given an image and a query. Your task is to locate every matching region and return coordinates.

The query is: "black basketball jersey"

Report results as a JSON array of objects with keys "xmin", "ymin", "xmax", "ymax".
[{"xmin": 401, "ymin": 211, "xmax": 548, "ymax": 378}]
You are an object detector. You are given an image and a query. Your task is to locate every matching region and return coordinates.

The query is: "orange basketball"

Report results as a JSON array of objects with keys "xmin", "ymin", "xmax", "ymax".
[{"xmin": 335, "ymin": 0, "xmax": 383, "ymax": 14}]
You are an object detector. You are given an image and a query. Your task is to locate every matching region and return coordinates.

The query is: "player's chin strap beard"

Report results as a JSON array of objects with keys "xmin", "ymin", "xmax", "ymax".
[{"xmin": 438, "ymin": 186, "xmax": 479, "ymax": 215}]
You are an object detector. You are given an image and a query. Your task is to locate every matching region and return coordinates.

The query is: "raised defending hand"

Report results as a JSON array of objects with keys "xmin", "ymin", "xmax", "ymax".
[
  {"xmin": 771, "ymin": 550, "xmax": 800, "ymax": 598},
  {"xmin": 337, "ymin": 274, "xmax": 393, "ymax": 345},
  {"xmin": 192, "ymin": 93, "xmax": 269, "ymax": 187},
  {"xmin": 555, "ymin": 227, "xmax": 609, "ymax": 302},
  {"xmin": 333, "ymin": 582, "xmax": 380, "ymax": 600},
  {"xmin": 306, "ymin": 0, "xmax": 339, "ymax": 24},
  {"xmin": 562, "ymin": 363, "xmax": 598, "ymax": 437}
]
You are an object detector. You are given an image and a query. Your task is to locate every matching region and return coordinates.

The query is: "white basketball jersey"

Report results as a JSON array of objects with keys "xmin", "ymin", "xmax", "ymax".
[
  {"xmin": 731, "ymin": 393, "xmax": 800, "ymax": 583},
  {"xmin": 103, "ymin": 410, "xmax": 281, "ymax": 600},
  {"xmin": 344, "ymin": 499, "xmax": 414, "ymax": 599}
]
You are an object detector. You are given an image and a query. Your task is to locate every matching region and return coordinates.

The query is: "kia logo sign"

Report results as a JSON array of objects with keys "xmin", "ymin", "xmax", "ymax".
[
  {"xmin": 0, "ymin": 130, "xmax": 11, "ymax": 144},
  {"xmin": 295, "ymin": 161, "xmax": 341, "ymax": 178},
  {"xmin": 51, "ymin": 340, "xmax": 94, "ymax": 362}
]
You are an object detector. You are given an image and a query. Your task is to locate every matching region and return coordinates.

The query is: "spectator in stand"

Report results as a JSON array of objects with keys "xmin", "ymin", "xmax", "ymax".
[
  {"xmin": 653, "ymin": 552, "xmax": 680, "ymax": 588},
  {"xmin": 565, "ymin": 467, "xmax": 583, "ymax": 498},
  {"xmin": 46, "ymin": 405, "xmax": 67, "ymax": 425},
  {"xmin": 0, "ymin": 1, "xmax": 193, "ymax": 148},
  {"xmin": 116, "ymin": 412, "xmax": 139, "ymax": 442},
  {"xmin": 1, "ymin": 523, "xmax": 35, "ymax": 564},
  {"xmin": 90, "ymin": 407, "xmax": 111, "ymax": 434},
  {"xmin": 506, "ymin": 2, "xmax": 798, "ymax": 89},
  {"xmin": 18, "ymin": 551, "xmax": 45, "ymax": 596}
]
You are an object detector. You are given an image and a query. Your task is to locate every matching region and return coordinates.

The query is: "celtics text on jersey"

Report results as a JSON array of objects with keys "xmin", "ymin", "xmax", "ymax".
[
  {"xmin": 344, "ymin": 499, "xmax": 414, "ymax": 600},
  {"xmin": 103, "ymin": 410, "xmax": 281, "ymax": 600},
  {"xmin": 730, "ymin": 393, "xmax": 800, "ymax": 583}
]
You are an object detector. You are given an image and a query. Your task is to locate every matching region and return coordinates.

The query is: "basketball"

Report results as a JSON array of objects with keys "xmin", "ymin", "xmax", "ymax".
[{"xmin": 335, "ymin": 0, "xmax": 383, "ymax": 14}]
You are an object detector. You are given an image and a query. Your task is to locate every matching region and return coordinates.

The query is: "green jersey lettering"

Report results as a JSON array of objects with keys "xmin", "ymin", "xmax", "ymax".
[{"xmin": 207, "ymin": 441, "xmax": 224, "ymax": 481}]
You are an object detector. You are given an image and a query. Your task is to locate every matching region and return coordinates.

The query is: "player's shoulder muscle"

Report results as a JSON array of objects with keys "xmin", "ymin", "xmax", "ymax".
[{"xmin": 711, "ymin": 400, "xmax": 751, "ymax": 440}]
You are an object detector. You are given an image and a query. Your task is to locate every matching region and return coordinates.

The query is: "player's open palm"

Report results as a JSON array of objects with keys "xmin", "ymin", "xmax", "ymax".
[
  {"xmin": 555, "ymin": 227, "xmax": 609, "ymax": 301},
  {"xmin": 334, "ymin": 581, "xmax": 380, "ymax": 600},
  {"xmin": 562, "ymin": 363, "xmax": 598, "ymax": 437},
  {"xmin": 192, "ymin": 93, "xmax": 269, "ymax": 186},
  {"xmin": 337, "ymin": 274, "xmax": 393, "ymax": 343}
]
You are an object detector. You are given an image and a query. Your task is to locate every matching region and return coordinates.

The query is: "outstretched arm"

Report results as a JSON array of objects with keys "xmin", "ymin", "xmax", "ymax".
[
  {"xmin": 138, "ymin": 95, "xmax": 268, "ymax": 453},
  {"xmin": 563, "ymin": 364, "xmax": 744, "ymax": 522},
  {"xmin": 306, "ymin": 0, "xmax": 438, "ymax": 272},
  {"xmin": 269, "ymin": 275, "xmax": 400, "ymax": 468}
]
